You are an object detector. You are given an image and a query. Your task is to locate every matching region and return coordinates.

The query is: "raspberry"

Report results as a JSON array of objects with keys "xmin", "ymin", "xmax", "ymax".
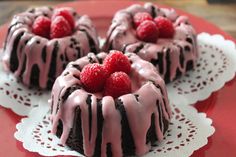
[
  {"xmin": 50, "ymin": 16, "xmax": 72, "ymax": 39},
  {"xmin": 133, "ymin": 12, "xmax": 153, "ymax": 28},
  {"xmin": 104, "ymin": 72, "xmax": 131, "ymax": 99},
  {"xmin": 154, "ymin": 16, "xmax": 175, "ymax": 38},
  {"xmin": 136, "ymin": 20, "xmax": 159, "ymax": 43},
  {"xmin": 52, "ymin": 8, "xmax": 75, "ymax": 30},
  {"xmin": 32, "ymin": 16, "xmax": 51, "ymax": 39},
  {"xmin": 80, "ymin": 63, "xmax": 108, "ymax": 93},
  {"xmin": 103, "ymin": 50, "xmax": 131, "ymax": 75}
]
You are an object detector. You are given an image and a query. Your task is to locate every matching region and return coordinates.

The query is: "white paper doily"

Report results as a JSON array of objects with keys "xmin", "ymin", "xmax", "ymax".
[
  {"xmin": 0, "ymin": 60, "xmax": 50, "ymax": 116},
  {"xmin": 14, "ymin": 95, "xmax": 215, "ymax": 157},
  {"xmin": 167, "ymin": 33, "xmax": 236, "ymax": 105}
]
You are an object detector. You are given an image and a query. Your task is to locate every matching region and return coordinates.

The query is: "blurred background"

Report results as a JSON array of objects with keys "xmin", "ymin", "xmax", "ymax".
[{"xmin": 0, "ymin": 0, "xmax": 235, "ymax": 38}]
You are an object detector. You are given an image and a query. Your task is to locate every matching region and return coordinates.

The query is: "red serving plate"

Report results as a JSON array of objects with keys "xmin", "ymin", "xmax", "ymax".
[{"xmin": 0, "ymin": 1, "xmax": 235, "ymax": 157}]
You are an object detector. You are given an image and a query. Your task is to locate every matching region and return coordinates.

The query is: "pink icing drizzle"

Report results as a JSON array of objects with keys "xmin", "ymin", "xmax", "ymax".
[
  {"xmin": 103, "ymin": 2, "xmax": 198, "ymax": 82},
  {"xmin": 2, "ymin": 7, "xmax": 99, "ymax": 89},
  {"xmin": 50, "ymin": 52, "xmax": 171, "ymax": 156}
]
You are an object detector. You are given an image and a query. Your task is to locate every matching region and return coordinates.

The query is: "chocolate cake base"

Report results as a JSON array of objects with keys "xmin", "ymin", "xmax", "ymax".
[
  {"xmin": 103, "ymin": 3, "xmax": 198, "ymax": 84},
  {"xmin": 56, "ymin": 100, "xmax": 169, "ymax": 157}
]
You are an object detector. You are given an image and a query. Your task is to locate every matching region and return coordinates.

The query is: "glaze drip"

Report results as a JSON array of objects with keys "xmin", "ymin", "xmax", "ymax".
[
  {"xmin": 103, "ymin": 2, "xmax": 198, "ymax": 83},
  {"xmin": 50, "ymin": 52, "xmax": 171, "ymax": 157},
  {"xmin": 2, "ymin": 7, "xmax": 99, "ymax": 89}
]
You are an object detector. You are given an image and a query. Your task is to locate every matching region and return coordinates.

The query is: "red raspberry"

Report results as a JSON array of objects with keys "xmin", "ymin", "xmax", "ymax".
[
  {"xmin": 32, "ymin": 16, "xmax": 51, "ymax": 39},
  {"xmin": 136, "ymin": 20, "xmax": 159, "ymax": 43},
  {"xmin": 80, "ymin": 63, "xmax": 108, "ymax": 93},
  {"xmin": 52, "ymin": 8, "xmax": 75, "ymax": 30},
  {"xmin": 154, "ymin": 16, "xmax": 175, "ymax": 38},
  {"xmin": 50, "ymin": 16, "xmax": 72, "ymax": 39},
  {"xmin": 133, "ymin": 12, "xmax": 153, "ymax": 28},
  {"xmin": 103, "ymin": 50, "xmax": 131, "ymax": 75},
  {"xmin": 104, "ymin": 72, "xmax": 131, "ymax": 99}
]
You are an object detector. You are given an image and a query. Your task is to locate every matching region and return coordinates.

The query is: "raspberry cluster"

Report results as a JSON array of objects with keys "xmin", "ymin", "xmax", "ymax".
[
  {"xmin": 80, "ymin": 51, "xmax": 132, "ymax": 98},
  {"xmin": 32, "ymin": 8, "xmax": 75, "ymax": 39},
  {"xmin": 134, "ymin": 12, "xmax": 175, "ymax": 42}
]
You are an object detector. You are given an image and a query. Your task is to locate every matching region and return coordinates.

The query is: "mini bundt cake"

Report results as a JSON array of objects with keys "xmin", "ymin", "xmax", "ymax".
[
  {"xmin": 50, "ymin": 51, "xmax": 171, "ymax": 157},
  {"xmin": 2, "ymin": 7, "xmax": 99, "ymax": 89},
  {"xmin": 103, "ymin": 3, "xmax": 198, "ymax": 83}
]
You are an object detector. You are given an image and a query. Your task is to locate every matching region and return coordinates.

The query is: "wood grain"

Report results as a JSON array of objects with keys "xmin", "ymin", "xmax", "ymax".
[{"xmin": 0, "ymin": 0, "xmax": 235, "ymax": 38}]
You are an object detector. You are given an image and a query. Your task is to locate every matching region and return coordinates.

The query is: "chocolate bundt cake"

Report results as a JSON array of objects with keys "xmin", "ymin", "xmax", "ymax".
[
  {"xmin": 2, "ymin": 7, "xmax": 99, "ymax": 89},
  {"xmin": 103, "ymin": 3, "xmax": 198, "ymax": 83},
  {"xmin": 50, "ymin": 52, "xmax": 171, "ymax": 156}
]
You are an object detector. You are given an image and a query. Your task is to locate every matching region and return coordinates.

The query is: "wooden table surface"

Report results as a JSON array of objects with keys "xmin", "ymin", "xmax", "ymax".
[{"xmin": 0, "ymin": 0, "xmax": 235, "ymax": 39}]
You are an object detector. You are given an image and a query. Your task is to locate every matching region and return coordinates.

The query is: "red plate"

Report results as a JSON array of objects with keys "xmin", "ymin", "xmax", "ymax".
[{"xmin": 0, "ymin": 1, "xmax": 235, "ymax": 157}]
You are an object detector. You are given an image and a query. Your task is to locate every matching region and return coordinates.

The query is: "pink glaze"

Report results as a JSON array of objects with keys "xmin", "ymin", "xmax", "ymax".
[
  {"xmin": 2, "ymin": 7, "xmax": 99, "ymax": 89},
  {"xmin": 103, "ymin": 2, "xmax": 198, "ymax": 82},
  {"xmin": 100, "ymin": 97, "xmax": 122, "ymax": 157},
  {"xmin": 50, "ymin": 52, "xmax": 171, "ymax": 157}
]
